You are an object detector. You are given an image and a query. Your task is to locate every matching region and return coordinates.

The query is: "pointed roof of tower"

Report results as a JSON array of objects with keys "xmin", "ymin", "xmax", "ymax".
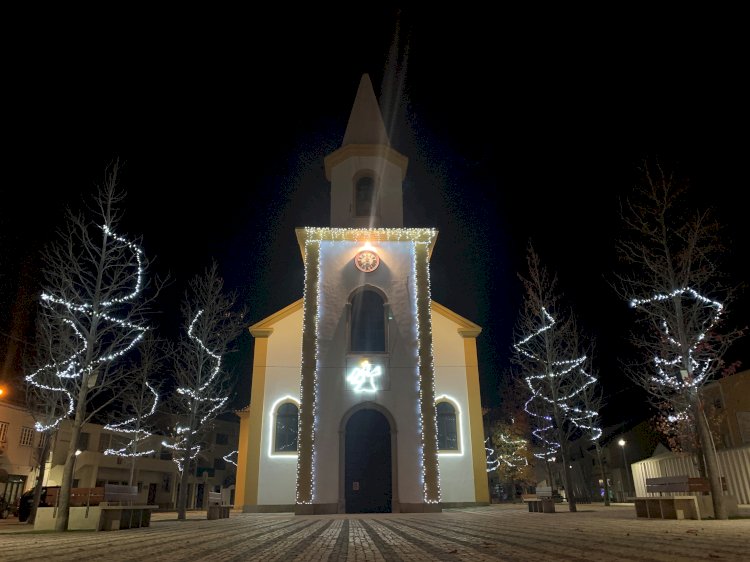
[{"xmin": 341, "ymin": 74, "xmax": 390, "ymax": 147}]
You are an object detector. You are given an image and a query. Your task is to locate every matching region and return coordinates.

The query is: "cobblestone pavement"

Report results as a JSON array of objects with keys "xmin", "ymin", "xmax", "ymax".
[{"xmin": 0, "ymin": 504, "xmax": 748, "ymax": 561}]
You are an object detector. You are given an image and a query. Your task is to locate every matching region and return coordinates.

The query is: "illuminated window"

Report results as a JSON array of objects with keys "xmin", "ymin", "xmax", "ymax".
[
  {"xmin": 19, "ymin": 426, "xmax": 35, "ymax": 447},
  {"xmin": 274, "ymin": 402, "xmax": 298, "ymax": 453},
  {"xmin": 0, "ymin": 421, "xmax": 8, "ymax": 443},
  {"xmin": 354, "ymin": 175, "xmax": 375, "ymax": 216},
  {"xmin": 350, "ymin": 289, "xmax": 386, "ymax": 352},
  {"xmin": 436, "ymin": 402, "xmax": 458, "ymax": 450}
]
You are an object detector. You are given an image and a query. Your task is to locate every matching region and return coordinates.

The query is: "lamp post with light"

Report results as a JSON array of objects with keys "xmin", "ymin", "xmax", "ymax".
[
  {"xmin": 72, "ymin": 449, "xmax": 82, "ymax": 487},
  {"xmin": 618, "ymin": 439, "xmax": 630, "ymax": 500}
]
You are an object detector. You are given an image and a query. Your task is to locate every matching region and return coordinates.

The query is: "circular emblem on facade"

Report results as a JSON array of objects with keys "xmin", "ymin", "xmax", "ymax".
[{"xmin": 354, "ymin": 250, "xmax": 380, "ymax": 273}]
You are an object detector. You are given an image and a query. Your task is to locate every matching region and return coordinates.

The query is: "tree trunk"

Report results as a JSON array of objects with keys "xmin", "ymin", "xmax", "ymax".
[
  {"xmin": 54, "ymin": 424, "xmax": 81, "ymax": 531},
  {"xmin": 177, "ymin": 463, "xmax": 190, "ymax": 520},
  {"xmin": 560, "ymin": 443, "xmax": 577, "ymax": 512},
  {"xmin": 594, "ymin": 444, "xmax": 610, "ymax": 506},
  {"xmin": 693, "ymin": 394, "xmax": 727, "ymax": 519},
  {"xmin": 28, "ymin": 433, "xmax": 51, "ymax": 525}
]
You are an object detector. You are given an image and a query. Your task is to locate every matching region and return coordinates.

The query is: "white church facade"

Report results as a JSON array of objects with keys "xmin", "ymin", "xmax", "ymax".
[{"xmin": 235, "ymin": 74, "xmax": 489, "ymax": 513}]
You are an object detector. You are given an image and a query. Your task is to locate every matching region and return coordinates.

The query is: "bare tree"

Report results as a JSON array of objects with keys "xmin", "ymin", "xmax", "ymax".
[
  {"xmin": 103, "ymin": 334, "xmax": 164, "ymax": 486},
  {"xmin": 513, "ymin": 243, "xmax": 599, "ymax": 512},
  {"xmin": 164, "ymin": 263, "xmax": 244, "ymax": 520},
  {"xmin": 614, "ymin": 158, "xmax": 745, "ymax": 520},
  {"xmin": 24, "ymin": 161, "xmax": 157, "ymax": 531},
  {"xmin": 572, "ymin": 348, "xmax": 609, "ymax": 506}
]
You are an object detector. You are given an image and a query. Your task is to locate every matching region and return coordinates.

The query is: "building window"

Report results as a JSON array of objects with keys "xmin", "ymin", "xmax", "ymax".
[
  {"xmin": 354, "ymin": 175, "xmax": 375, "ymax": 216},
  {"xmin": 274, "ymin": 402, "xmax": 298, "ymax": 453},
  {"xmin": 213, "ymin": 457, "xmax": 226, "ymax": 471},
  {"xmin": 0, "ymin": 421, "xmax": 8, "ymax": 442},
  {"xmin": 215, "ymin": 433, "xmax": 228, "ymax": 445},
  {"xmin": 19, "ymin": 427, "xmax": 35, "ymax": 447},
  {"xmin": 436, "ymin": 402, "xmax": 458, "ymax": 451},
  {"xmin": 350, "ymin": 289, "xmax": 386, "ymax": 352},
  {"xmin": 78, "ymin": 432, "xmax": 90, "ymax": 451},
  {"xmin": 97, "ymin": 433, "xmax": 110, "ymax": 452}
]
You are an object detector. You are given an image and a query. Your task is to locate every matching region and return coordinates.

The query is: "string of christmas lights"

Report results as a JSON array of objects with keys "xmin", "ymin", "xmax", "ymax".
[
  {"xmin": 25, "ymin": 224, "xmax": 147, "ymax": 432},
  {"xmin": 223, "ymin": 450, "xmax": 239, "ymax": 467},
  {"xmin": 164, "ymin": 309, "xmax": 228, "ymax": 472},
  {"xmin": 630, "ymin": 287, "xmax": 723, "ymax": 390},
  {"xmin": 515, "ymin": 307, "xmax": 601, "ymax": 457},
  {"xmin": 295, "ymin": 239, "xmax": 321, "ymax": 505},
  {"xmin": 104, "ymin": 382, "xmax": 159, "ymax": 457},
  {"xmin": 414, "ymin": 240, "xmax": 441, "ymax": 504}
]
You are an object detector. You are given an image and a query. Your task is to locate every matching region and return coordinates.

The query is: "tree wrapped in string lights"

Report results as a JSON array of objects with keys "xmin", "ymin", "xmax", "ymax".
[
  {"xmin": 24, "ymin": 162, "xmax": 155, "ymax": 531},
  {"xmin": 513, "ymin": 243, "xmax": 599, "ymax": 512},
  {"xmin": 487, "ymin": 423, "xmax": 533, "ymax": 484},
  {"xmin": 164, "ymin": 263, "xmax": 244, "ymax": 521},
  {"xmin": 104, "ymin": 336, "xmax": 163, "ymax": 486},
  {"xmin": 615, "ymin": 159, "xmax": 745, "ymax": 520}
]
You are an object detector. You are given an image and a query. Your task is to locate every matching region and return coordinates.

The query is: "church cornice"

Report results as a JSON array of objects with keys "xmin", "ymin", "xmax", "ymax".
[
  {"xmin": 324, "ymin": 144, "xmax": 408, "ymax": 181},
  {"xmin": 248, "ymin": 299, "xmax": 303, "ymax": 336},
  {"xmin": 295, "ymin": 227, "xmax": 438, "ymax": 261},
  {"xmin": 432, "ymin": 300, "xmax": 483, "ymax": 337}
]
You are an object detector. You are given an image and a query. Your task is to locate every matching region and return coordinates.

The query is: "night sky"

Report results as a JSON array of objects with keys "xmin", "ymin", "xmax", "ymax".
[{"xmin": 2, "ymin": 9, "xmax": 748, "ymax": 431}]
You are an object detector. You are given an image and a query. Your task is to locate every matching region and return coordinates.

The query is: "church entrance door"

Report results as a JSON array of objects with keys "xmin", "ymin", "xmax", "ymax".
[{"xmin": 345, "ymin": 409, "xmax": 392, "ymax": 513}]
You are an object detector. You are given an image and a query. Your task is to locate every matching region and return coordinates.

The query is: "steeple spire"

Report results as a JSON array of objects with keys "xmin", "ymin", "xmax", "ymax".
[
  {"xmin": 341, "ymin": 74, "xmax": 390, "ymax": 147},
  {"xmin": 324, "ymin": 73, "xmax": 408, "ymax": 228}
]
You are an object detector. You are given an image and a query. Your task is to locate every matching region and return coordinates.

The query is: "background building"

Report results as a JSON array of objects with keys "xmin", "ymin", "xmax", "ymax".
[{"xmin": 0, "ymin": 401, "xmax": 238, "ymax": 511}]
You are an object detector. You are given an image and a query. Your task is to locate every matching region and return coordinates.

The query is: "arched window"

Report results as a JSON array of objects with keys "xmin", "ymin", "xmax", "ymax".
[
  {"xmin": 350, "ymin": 289, "xmax": 386, "ymax": 352},
  {"xmin": 436, "ymin": 402, "xmax": 458, "ymax": 450},
  {"xmin": 354, "ymin": 175, "xmax": 375, "ymax": 216},
  {"xmin": 274, "ymin": 402, "xmax": 298, "ymax": 453}
]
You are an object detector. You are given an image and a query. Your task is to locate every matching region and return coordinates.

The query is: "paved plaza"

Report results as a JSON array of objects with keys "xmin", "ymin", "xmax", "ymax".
[{"xmin": 0, "ymin": 504, "xmax": 748, "ymax": 561}]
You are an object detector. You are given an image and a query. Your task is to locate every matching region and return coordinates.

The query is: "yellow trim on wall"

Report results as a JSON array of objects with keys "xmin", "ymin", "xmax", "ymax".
[
  {"xmin": 237, "ymin": 334, "xmax": 271, "ymax": 508},
  {"xmin": 463, "ymin": 335, "xmax": 490, "ymax": 503},
  {"xmin": 249, "ymin": 299, "xmax": 303, "ymax": 334},
  {"xmin": 234, "ymin": 407, "xmax": 251, "ymax": 506}
]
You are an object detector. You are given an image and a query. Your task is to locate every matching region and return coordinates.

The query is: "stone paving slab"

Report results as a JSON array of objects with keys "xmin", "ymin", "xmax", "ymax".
[{"xmin": 0, "ymin": 504, "xmax": 748, "ymax": 561}]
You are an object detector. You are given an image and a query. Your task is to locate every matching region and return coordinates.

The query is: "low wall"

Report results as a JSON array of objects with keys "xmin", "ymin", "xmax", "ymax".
[
  {"xmin": 631, "ymin": 445, "xmax": 750, "ymax": 504},
  {"xmin": 34, "ymin": 506, "xmax": 101, "ymax": 531}
]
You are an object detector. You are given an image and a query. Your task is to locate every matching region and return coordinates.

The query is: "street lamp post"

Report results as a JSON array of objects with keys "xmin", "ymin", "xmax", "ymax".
[
  {"xmin": 73, "ymin": 449, "xmax": 82, "ymax": 486},
  {"xmin": 618, "ymin": 439, "xmax": 630, "ymax": 500}
]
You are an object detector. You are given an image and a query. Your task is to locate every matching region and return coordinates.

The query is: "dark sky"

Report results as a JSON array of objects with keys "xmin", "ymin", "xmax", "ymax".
[{"xmin": 2, "ymin": 8, "xmax": 748, "ymax": 430}]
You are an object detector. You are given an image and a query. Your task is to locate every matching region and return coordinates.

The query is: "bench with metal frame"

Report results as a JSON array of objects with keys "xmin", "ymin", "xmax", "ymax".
[
  {"xmin": 633, "ymin": 476, "xmax": 720, "ymax": 520},
  {"xmin": 207, "ymin": 490, "xmax": 230, "ymax": 520},
  {"xmin": 522, "ymin": 486, "xmax": 555, "ymax": 513},
  {"xmin": 98, "ymin": 484, "xmax": 159, "ymax": 531}
]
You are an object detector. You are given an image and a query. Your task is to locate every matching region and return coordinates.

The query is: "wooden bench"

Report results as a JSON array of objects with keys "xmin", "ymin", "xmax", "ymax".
[
  {"xmin": 98, "ymin": 484, "xmax": 159, "ymax": 531},
  {"xmin": 70, "ymin": 487, "xmax": 105, "ymax": 507},
  {"xmin": 633, "ymin": 477, "xmax": 716, "ymax": 520},
  {"xmin": 522, "ymin": 486, "xmax": 555, "ymax": 513},
  {"xmin": 207, "ymin": 490, "xmax": 230, "ymax": 520}
]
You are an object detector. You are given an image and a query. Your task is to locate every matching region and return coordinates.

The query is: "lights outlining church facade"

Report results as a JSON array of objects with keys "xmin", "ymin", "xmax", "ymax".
[{"xmin": 234, "ymin": 74, "xmax": 489, "ymax": 514}]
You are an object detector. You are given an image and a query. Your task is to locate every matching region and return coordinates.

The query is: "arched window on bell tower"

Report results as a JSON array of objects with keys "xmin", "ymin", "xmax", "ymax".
[
  {"xmin": 350, "ymin": 287, "xmax": 386, "ymax": 353},
  {"xmin": 353, "ymin": 173, "xmax": 376, "ymax": 218}
]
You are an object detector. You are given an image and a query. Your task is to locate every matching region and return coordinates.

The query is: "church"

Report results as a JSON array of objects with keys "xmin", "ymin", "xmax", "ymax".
[{"xmin": 235, "ymin": 74, "xmax": 489, "ymax": 514}]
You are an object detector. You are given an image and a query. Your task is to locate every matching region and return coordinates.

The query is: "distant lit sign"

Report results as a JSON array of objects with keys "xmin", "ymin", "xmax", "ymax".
[{"xmin": 347, "ymin": 360, "xmax": 381, "ymax": 393}]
